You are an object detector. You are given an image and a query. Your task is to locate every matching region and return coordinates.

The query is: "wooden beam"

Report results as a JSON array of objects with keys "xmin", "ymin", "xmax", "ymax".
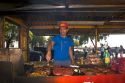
[
  {"xmin": 30, "ymin": 25, "xmax": 125, "ymax": 29},
  {"xmin": 4, "ymin": 16, "xmax": 28, "ymax": 28}
]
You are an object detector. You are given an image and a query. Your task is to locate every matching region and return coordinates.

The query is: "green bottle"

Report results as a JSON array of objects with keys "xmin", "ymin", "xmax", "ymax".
[{"xmin": 104, "ymin": 50, "xmax": 110, "ymax": 67}]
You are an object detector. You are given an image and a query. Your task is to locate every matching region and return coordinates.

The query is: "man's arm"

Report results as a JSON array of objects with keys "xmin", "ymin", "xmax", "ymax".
[
  {"xmin": 46, "ymin": 41, "xmax": 55, "ymax": 62},
  {"xmin": 69, "ymin": 46, "xmax": 75, "ymax": 64}
]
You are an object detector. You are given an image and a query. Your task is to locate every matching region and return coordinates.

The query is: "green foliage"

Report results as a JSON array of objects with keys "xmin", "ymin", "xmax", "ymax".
[
  {"xmin": 29, "ymin": 31, "xmax": 47, "ymax": 47},
  {"xmin": 47, "ymin": 36, "xmax": 53, "ymax": 43},
  {"xmin": 29, "ymin": 31, "xmax": 33, "ymax": 40},
  {"xmin": 75, "ymin": 34, "xmax": 109, "ymax": 46},
  {"xmin": 31, "ymin": 35, "xmax": 46, "ymax": 46},
  {"xmin": 3, "ymin": 21, "xmax": 19, "ymax": 48},
  {"xmin": 79, "ymin": 35, "xmax": 89, "ymax": 45}
]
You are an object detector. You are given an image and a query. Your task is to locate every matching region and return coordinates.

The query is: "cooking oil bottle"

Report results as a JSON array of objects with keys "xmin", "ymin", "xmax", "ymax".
[{"xmin": 104, "ymin": 49, "xmax": 110, "ymax": 67}]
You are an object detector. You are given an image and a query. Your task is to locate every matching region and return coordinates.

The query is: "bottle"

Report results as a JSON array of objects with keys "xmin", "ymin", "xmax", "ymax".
[
  {"xmin": 104, "ymin": 49, "xmax": 110, "ymax": 67},
  {"xmin": 80, "ymin": 57, "xmax": 84, "ymax": 65}
]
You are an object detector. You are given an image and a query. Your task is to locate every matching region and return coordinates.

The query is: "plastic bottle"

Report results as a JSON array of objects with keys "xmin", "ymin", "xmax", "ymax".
[{"xmin": 104, "ymin": 49, "xmax": 110, "ymax": 67}]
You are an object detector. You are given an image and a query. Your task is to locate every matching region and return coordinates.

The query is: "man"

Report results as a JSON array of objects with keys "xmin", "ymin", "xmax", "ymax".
[
  {"xmin": 83, "ymin": 46, "xmax": 88, "ymax": 59},
  {"xmin": 100, "ymin": 44, "xmax": 105, "ymax": 60},
  {"xmin": 119, "ymin": 45, "xmax": 124, "ymax": 58},
  {"xmin": 46, "ymin": 22, "xmax": 74, "ymax": 67}
]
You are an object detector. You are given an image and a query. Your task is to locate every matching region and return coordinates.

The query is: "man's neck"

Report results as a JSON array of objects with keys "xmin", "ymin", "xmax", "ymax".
[
  {"xmin": 61, "ymin": 35, "xmax": 66, "ymax": 38},
  {"xmin": 60, "ymin": 35, "xmax": 67, "ymax": 38}
]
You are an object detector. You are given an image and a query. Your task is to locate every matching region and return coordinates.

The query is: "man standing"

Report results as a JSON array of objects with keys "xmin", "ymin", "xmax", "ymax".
[
  {"xmin": 100, "ymin": 44, "xmax": 105, "ymax": 60},
  {"xmin": 119, "ymin": 45, "xmax": 124, "ymax": 58},
  {"xmin": 83, "ymin": 46, "xmax": 88, "ymax": 59},
  {"xmin": 46, "ymin": 22, "xmax": 74, "ymax": 66}
]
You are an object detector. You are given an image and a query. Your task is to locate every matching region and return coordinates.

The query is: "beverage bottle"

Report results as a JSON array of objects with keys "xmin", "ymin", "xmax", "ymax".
[{"xmin": 104, "ymin": 49, "xmax": 110, "ymax": 67}]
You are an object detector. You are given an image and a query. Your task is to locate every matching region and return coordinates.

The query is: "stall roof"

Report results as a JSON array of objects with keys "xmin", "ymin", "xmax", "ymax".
[{"xmin": 0, "ymin": 0, "xmax": 125, "ymax": 35}]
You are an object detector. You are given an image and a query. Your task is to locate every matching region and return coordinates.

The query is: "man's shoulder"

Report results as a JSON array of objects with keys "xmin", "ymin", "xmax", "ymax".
[
  {"xmin": 53, "ymin": 35, "xmax": 60, "ymax": 39},
  {"xmin": 52, "ymin": 35, "xmax": 60, "ymax": 41}
]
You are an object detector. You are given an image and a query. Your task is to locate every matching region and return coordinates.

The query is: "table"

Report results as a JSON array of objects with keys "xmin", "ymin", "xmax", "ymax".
[{"xmin": 15, "ymin": 74, "xmax": 125, "ymax": 83}]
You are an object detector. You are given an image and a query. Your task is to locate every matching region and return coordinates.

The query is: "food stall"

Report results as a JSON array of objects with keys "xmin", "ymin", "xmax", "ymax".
[
  {"xmin": 0, "ymin": 16, "xmax": 125, "ymax": 83},
  {"xmin": 0, "ymin": 0, "xmax": 125, "ymax": 83}
]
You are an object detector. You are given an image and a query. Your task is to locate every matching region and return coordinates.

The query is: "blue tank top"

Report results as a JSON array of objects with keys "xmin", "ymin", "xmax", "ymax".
[{"xmin": 52, "ymin": 35, "xmax": 74, "ymax": 61}]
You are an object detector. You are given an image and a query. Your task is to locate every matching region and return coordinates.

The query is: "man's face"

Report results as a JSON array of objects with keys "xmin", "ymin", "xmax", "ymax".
[{"xmin": 59, "ymin": 27, "xmax": 69, "ymax": 37}]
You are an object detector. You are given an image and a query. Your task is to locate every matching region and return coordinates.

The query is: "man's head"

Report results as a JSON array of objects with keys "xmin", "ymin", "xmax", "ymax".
[
  {"xmin": 59, "ymin": 22, "xmax": 68, "ymax": 29},
  {"xmin": 59, "ymin": 22, "xmax": 69, "ymax": 37}
]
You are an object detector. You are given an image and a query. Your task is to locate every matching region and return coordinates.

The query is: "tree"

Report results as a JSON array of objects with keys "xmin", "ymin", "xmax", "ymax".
[
  {"xmin": 4, "ymin": 21, "xmax": 19, "ymax": 48},
  {"xmin": 78, "ymin": 33, "xmax": 109, "ymax": 47},
  {"xmin": 29, "ymin": 31, "xmax": 46, "ymax": 47}
]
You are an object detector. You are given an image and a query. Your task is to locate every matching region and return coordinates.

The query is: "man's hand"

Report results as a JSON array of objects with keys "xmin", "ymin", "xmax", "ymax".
[
  {"xmin": 46, "ymin": 41, "xmax": 54, "ymax": 63},
  {"xmin": 46, "ymin": 52, "xmax": 51, "ymax": 62},
  {"xmin": 69, "ymin": 47, "xmax": 75, "ymax": 65},
  {"xmin": 71, "ymin": 60, "xmax": 75, "ymax": 65}
]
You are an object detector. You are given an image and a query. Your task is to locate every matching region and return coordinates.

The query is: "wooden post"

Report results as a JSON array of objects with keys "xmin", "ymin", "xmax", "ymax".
[
  {"xmin": 0, "ymin": 17, "xmax": 4, "ymax": 48},
  {"xmin": 20, "ymin": 27, "xmax": 29, "ymax": 62},
  {"xmin": 95, "ymin": 28, "xmax": 98, "ymax": 55}
]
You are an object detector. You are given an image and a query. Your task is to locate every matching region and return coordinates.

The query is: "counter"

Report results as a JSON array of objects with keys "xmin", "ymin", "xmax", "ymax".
[{"xmin": 15, "ymin": 74, "xmax": 125, "ymax": 83}]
